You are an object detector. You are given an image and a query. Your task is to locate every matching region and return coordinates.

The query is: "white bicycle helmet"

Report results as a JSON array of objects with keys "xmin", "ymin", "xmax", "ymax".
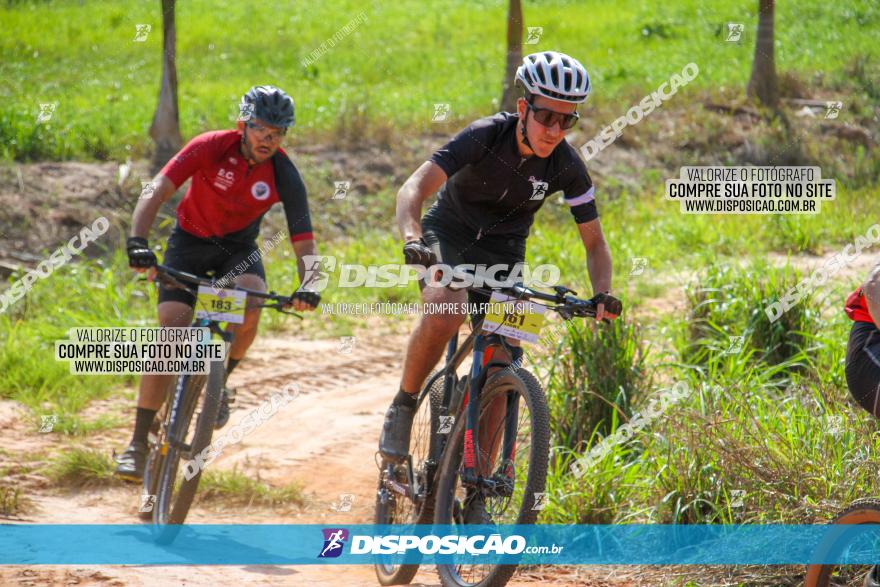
[{"xmin": 515, "ymin": 51, "xmax": 591, "ymax": 103}]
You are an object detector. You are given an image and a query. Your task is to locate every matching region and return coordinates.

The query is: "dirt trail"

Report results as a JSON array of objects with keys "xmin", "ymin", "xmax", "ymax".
[{"xmin": 0, "ymin": 329, "xmax": 631, "ymax": 587}]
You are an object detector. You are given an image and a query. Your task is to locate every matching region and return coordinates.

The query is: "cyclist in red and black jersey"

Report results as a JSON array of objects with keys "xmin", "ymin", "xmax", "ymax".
[
  {"xmin": 115, "ymin": 86, "xmax": 320, "ymax": 481},
  {"xmin": 845, "ymin": 266, "xmax": 880, "ymax": 417},
  {"xmin": 844, "ymin": 268, "xmax": 880, "ymax": 586}
]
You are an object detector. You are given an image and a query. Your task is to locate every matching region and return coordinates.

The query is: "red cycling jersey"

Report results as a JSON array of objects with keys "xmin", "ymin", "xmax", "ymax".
[
  {"xmin": 846, "ymin": 287, "xmax": 875, "ymax": 324},
  {"xmin": 159, "ymin": 130, "xmax": 313, "ymax": 244}
]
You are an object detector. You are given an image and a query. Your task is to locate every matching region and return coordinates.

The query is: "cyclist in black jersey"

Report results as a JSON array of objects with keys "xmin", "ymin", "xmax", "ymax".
[{"xmin": 379, "ymin": 52, "xmax": 619, "ymax": 520}]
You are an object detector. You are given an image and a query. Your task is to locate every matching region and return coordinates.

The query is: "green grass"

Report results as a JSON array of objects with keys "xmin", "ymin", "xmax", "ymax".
[
  {"xmin": 44, "ymin": 446, "xmax": 119, "ymax": 488},
  {"xmin": 0, "ymin": 485, "xmax": 30, "ymax": 516},
  {"xmin": 198, "ymin": 468, "xmax": 305, "ymax": 508},
  {"xmin": 543, "ymin": 260, "xmax": 869, "ymax": 527},
  {"xmin": 2, "ymin": 0, "xmax": 878, "ymax": 160}
]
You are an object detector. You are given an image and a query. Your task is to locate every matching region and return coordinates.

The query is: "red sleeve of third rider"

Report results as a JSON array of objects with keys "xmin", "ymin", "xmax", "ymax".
[{"xmin": 159, "ymin": 131, "xmax": 225, "ymax": 188}]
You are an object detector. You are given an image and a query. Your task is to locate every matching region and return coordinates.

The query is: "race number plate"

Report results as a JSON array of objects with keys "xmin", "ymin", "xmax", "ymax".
[
  {"xmin": 195, "ymin": 286, "xmax": 247, "ymax": 324},
  {"xmin": 481, "ymin": 292, "xmax": 545, "ymax": 343}
]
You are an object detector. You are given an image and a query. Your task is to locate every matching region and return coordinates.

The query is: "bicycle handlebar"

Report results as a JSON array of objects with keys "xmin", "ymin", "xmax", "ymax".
[
  {"xmin": 466, "ymin": 281, "xmax": 620, "ymax": 321},
  {"xmin": 151, "ymin": 264, "xmax": 303, "ymax": 317}
]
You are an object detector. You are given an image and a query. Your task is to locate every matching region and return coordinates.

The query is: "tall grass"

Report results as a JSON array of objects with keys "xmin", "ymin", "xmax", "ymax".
[
  {"xmin": 542, "ymin": 261, "xmax": 865, "ymax": 526},
  {"xmin": 546, "ymin": 317, "xmax": 652, "ymax": 454},
  {"xmin": 679, "ymin": 262, "xmax": 822, "ymax": 371}
]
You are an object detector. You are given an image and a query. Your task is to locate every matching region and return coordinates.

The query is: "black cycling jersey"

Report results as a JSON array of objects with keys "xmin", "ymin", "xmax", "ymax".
[{"xmin": 429, "ymin": 112, "xmax": 597, "ymax": 239}]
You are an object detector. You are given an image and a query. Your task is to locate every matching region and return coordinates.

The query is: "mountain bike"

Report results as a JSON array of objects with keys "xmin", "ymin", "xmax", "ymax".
[
  {"xmin": 805, "ymin": 499, "xmax": 880, "ymax": 586},
  {"xmin": 140, "ymin": 264, "xmax": 299, "ymax": 543},
  {"xmin": 373, "ymin": 280, "xmax": 618, "ymax": 587}
]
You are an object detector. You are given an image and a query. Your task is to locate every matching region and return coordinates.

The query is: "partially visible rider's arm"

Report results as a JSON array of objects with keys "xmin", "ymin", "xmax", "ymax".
[
  {"xmin": 576, "ymin": 218, "xmax": 613, "ymax": 295},
  {"xmin": 293, "ymin": 238, "xmax": 318, "ymax": 289},
  {"xmin": 396, "ymin": 161, "xmax": 447, "ymax": 242},
  {"xmin": 131, "ymin": 174, "xmax": 176, "ymax": 239},
  {"xmin": 863, "ymin": 263, "xmax": 880, "ymax": 330}
]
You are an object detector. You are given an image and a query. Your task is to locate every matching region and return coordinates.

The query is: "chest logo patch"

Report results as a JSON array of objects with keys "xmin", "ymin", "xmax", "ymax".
[
  {"xmin": 251, "ymin": 181, "xmax": 271, "ymax": 201},
  {"xmin": 528, "ymin": 176, "xmax": 549, "ymax": 201}
]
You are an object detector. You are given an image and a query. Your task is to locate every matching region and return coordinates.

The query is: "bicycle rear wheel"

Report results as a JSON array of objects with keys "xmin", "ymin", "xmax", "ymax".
[
  {"xmin": 152, "ymin": 359, "xmax": 223, "ymax": 543},
  {"xmin": 433, "ymin": 368, "xmax": 550, "ymax": 587},
  {"xmin": 805, "ymin": 499, "xmax": 880, "ymax": 587},
  {"xmin": 374, "ymin": 372, "xmax": 445, "ymax": 585}
]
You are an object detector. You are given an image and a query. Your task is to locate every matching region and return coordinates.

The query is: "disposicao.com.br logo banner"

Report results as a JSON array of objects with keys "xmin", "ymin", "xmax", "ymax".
[{"xmin": 3, "ymin": 524, "xmax": 880, "ymax": 565}]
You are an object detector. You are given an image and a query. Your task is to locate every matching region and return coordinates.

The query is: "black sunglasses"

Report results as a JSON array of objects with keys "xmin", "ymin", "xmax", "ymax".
[{"xmin": 526, "ymin": 101, "xmax": 579, "ymax": 130}]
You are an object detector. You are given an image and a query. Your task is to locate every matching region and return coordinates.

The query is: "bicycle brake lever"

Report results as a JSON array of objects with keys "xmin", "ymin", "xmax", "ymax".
[
  {"xmin": 553, "ymin": 285, "xmax": 577, "ymax": 300},
  {"xmin": 258, "ymin": 301, "xmax": 304, "ymax": 318}
]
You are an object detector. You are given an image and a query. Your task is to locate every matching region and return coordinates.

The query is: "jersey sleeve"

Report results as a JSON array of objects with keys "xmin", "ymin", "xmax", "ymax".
[
  {"xmin": 272, "ymin": 152, "xmax": 314, "ymax": 243},
  {"xmin": 560, "ymin": 150, "xmax": 598, "ymax": 224},
  {"xmin": 429, "ymin": 115, "xmax": 500, "ymax": 178},
  {"xmin": 159, "ymin": 131, "xmax": 223, "ymax": 188}
]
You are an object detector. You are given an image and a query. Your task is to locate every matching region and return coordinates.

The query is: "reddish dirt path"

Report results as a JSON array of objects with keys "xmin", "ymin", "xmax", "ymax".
[{"xmin": 0, "ymin": 330, "xmax": 638, "ymax": 586}]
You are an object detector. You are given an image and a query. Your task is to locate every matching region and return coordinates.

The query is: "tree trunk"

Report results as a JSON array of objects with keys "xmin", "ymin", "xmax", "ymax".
[
  {"xmin": 149, "ymin": 0, "xmax": 182, "ymax": 173},
  {"xmin": 746, "ymin": 0, "xmax": 778, "ymax": 109},
  {"xmin": 499, "ymin": 0, "xmax": 523, "ymax": 113}
]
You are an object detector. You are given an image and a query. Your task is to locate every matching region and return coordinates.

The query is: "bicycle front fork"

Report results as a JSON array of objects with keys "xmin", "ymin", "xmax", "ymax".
[{"xmin": 460, "ymin": 334, "xmax": 523, "ymax": 492}]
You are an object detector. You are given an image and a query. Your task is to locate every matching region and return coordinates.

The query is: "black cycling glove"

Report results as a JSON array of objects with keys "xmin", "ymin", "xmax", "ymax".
[
  {"xmin": 589, "ymin": 292, "xmax": 623, "ymax": 319},
  {"xmin": 291, "ymin": 290, "xmax": 320, "ymax": 308},
  {"xmin": 403, "ymin": 238, "xmax": 436, "ymax": 267},
  {"xmin": 126, "ymin": 237, "xmax": 157, "ymax": 269}
]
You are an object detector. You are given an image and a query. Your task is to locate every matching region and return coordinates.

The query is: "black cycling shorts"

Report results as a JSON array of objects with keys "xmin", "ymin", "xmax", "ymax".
[
  {"xmin": 421, "ymin": 204, "xmax": 526, "ymax": 323},
  {"xmin": 845, "ymin": 320, "xmax": 880, "ymax": 417},
  {"xmin": 158, "ymin": 225, "xmax": 266, "ymax": 307}
]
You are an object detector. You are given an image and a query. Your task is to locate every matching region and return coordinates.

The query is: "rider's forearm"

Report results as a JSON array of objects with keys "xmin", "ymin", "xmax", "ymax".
[
  {"xmin": 293, "ymin": 239, "xmax": 318, "ymax": 289},
  {"xmin": 396, "ymin": 182, "xmax": 425, "ymax": 243},
  {"xmin": 130, "ymin": 175, "xmax": 175, "ymax": 240},
  {"xmin": 396, "ymin": 161, "xmax": 447, "ymax": 243},
  {"xmin": 586, "ymin": 239, "xmax": 613, "ymax": 294}
]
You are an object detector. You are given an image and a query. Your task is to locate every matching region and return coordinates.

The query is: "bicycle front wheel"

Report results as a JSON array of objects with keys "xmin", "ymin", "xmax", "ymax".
[
  {"xmin": 433, "ymin": 368, "xmax": 550, "ymax": 587},
  {"xmin": 153, "ymin": 359, "xmax": 223, "ymax": 543},
  {"xmin": 805, "ymin": 499, "xmax": 880, "ymax": 587}
]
